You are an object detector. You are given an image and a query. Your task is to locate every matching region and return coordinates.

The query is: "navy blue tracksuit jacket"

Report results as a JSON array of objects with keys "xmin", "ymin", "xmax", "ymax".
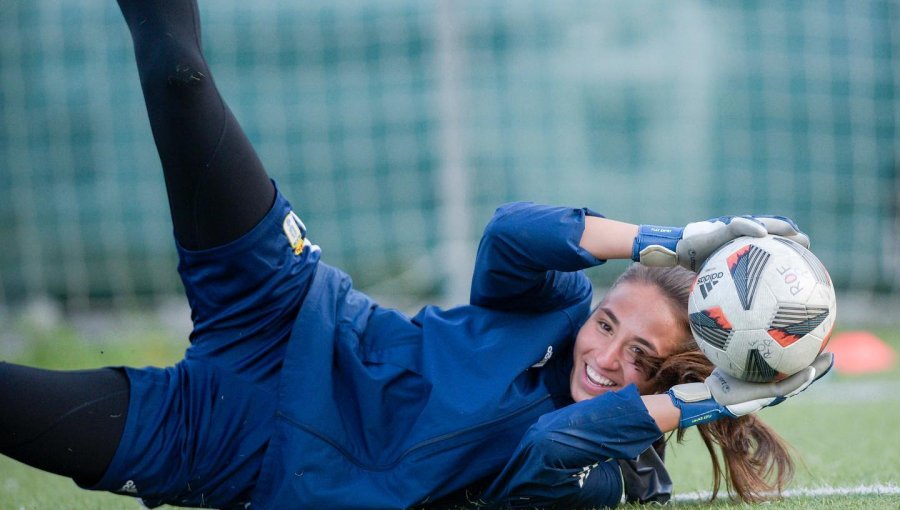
[
  {"xmin": 87, "ymin": 193, "xmax": 665, "ymax": 509},
  {"xmin": 246, "ymin": 201, "xmax": 665, "ymax": 509}
]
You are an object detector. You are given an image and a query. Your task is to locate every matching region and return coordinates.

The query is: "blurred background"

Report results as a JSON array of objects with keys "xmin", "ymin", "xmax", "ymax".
[{"xmin": 0, "ymin": 0, "xmax": 898, "ymax": 351}]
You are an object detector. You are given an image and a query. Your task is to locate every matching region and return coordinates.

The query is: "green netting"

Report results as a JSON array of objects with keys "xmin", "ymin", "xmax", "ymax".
[{"xmin": 0, "ymin": 0, "xmax": 896, "ymax": 308}]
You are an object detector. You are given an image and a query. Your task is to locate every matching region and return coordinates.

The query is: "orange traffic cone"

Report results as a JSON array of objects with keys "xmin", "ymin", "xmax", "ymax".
[{"xmin": 826, "ymin": 331, "xmax": 897, "ymax": 375}]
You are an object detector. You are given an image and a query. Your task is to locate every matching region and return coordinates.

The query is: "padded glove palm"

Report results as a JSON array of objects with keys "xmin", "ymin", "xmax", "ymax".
[{"xmin": 668, "ymin": 352, "xmax": 833, "ymax": 429}]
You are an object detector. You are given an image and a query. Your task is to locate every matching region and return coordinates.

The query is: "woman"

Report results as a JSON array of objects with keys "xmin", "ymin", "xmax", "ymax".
[{"xmin": 0, "ymin": 1, "xmax": 831, "ymax": 508}]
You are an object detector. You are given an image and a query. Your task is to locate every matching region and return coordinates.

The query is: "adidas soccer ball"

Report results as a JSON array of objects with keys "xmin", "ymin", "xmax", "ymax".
[{"xmin": 688, "ymin": 235, "xmax": 837, "ymax": 382}]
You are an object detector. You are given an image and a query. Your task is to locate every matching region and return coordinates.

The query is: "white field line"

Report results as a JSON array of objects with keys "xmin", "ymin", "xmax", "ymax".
[
  {"xmin": 672, "ymin": 483, "xmax": 900, "ymax": 502},
  {"xmin": 672, "ymin": 379, "xmax": 900, "ymax": 503}
]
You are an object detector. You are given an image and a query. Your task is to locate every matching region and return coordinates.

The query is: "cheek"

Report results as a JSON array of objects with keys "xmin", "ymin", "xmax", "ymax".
[
  {"xmin": 572, "ymin": 326, "xmax": 593, "ymax": 355},
  {"xmin": 623, "ymin": 364, "xmax": 651, "ymax": 391}
]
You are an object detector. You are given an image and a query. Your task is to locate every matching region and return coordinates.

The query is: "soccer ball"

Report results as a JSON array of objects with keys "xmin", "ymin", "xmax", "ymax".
[{"xmin": 688, "ymin": 235, "xmax": 837, "ymax": 382}]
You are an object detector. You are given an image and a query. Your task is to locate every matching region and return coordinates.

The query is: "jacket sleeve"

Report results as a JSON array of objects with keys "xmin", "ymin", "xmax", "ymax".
[
  {"xmin": 470, "ymin": 202, "xmax": 605, "ymax": 313},
  {"xmin": 479, "ymin": 385, "xmax": 664, "ymax": 509}
]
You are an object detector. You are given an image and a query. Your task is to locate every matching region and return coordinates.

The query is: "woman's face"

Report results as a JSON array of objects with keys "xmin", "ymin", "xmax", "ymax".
[{"xmin": 570, "ymin": 281, "xmax": 687, "ymax": 402}]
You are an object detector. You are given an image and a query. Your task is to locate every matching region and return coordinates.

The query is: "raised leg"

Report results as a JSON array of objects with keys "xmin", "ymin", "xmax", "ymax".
[{"xmin": 118, "ymin": 0, "xmax": 275, "ymax": 250}]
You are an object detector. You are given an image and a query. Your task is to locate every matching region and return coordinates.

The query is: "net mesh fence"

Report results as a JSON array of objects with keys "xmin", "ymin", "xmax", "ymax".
[{"xmin": 0, "ymin": 0, "xmax": 896, "ymax": 310}]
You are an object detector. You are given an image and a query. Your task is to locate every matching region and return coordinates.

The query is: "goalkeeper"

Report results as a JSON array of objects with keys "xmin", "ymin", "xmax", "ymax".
[{"xmin": 0, "ymin": 0, "xmax": 832, "ymax": 508}]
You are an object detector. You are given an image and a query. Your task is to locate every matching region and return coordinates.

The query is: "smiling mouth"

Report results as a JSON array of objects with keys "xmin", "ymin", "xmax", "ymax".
[{"xmin": 585, "ymin": 364, "xmax": 616, "ymax": 387}]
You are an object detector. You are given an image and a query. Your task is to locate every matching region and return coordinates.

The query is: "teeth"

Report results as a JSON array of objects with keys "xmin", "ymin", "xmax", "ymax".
[{"xmin": 585, "ymin": 364, "xmax": 615, "ymax": 387}]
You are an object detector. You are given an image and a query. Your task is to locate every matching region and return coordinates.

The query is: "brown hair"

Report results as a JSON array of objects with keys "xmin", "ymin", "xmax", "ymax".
[{"xmin": 613, "ymin": 263, "xmax": 795, "ymax": 503}]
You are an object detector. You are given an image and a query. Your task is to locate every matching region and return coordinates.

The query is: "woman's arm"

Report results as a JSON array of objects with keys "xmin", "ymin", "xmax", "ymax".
[
  {"xmin": 641, "ymin": 394, "xmax": 680, "ymax": 433},
  {"xmin": 475, "ymin": 392, "xmax": 691, "ymax": 509},
  {"xmin": 579, "ymin": 216, "xmax": 638, "ymax": 261},
  {"xmin": 471, "ymin": 202, "xmax": 808, "ymax": 311},
  {"xmin": 471, "ymin": 205, "xmax": 644, "ymax": 310},
  {"xmin": 469, "ymin": 202, "xmax": 604, "ymax": 312},
  {"xmin": 480, "ymin": 386, "xmax": 663, "ymax": 508}
]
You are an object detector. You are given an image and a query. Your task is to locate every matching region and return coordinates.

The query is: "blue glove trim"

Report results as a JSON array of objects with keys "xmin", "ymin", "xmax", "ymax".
[
  {"xmin": 632, "ymin": 225, "xmax": 684, "ymax": 262},
  {"xmin": 667, "ymin": 389, "xmax": 736, "ymax": 429},
  {"xmin": 748, "ymin": 214, "xmax": 800, "ymax": 231},
  {"xmin": 768, "ymin": 396, "xmax": 788, "ymax": 407}
]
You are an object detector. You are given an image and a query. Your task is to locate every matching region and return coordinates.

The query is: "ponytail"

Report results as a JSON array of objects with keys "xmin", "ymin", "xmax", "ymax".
[
  {"xmin": 639, "ymin": 347, "xmax": 795, "ymax": 502},
  {"xmin": 614, "ymin": 264, "xmax": 795, "ymax": 502}
]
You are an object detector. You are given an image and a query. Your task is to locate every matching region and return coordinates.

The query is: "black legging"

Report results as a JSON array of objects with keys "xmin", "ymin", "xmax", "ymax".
[
  {"xmin": 0, "ymin": 364, "xmax": 129, "ymax": 484},
  {"xmin": 0, "ymin": 0, "xmax": 274, "ymax": 484}
]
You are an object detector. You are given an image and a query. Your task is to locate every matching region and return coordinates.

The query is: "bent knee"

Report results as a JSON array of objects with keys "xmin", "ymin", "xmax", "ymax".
[
  {"xmin": 165, "ymin": 62, "xmax": 207, "ymax": 87},
  {"xmin": 133, "ymin": 40, "xmax": 209, "ymax": 92}
]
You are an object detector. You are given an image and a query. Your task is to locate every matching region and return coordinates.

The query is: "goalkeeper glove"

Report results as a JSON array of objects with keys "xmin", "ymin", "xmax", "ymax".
[
  {"xmin": 667, "ymin": 352, "xmax": 833, "ymax": 429},
  {"xmin": 632, "ymin": 215, "xmax": 810, "ymax": 271}
]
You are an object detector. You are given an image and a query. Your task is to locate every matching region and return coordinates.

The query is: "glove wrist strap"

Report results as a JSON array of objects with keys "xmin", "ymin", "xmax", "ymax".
[
  {"xmin": 667, "ymin": 389, "xmax": 734, "ymax": 428},
  {"xmin": 632, "ymin": 225, "xmax": 684, "ymax": 263}
]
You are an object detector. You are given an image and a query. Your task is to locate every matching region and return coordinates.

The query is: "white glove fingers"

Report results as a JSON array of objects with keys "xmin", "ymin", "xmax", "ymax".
[
  {"xmin": 755, "ymin": 216, "xmax": 811, "ymax": 248},
  {"xmin": 725, "ymin": 398, "xmax": 772, "ymax": 417},
  {"xmin": 726, "ymin": 217, "xmax": 768, "ymax": 238},
  {"xmin": 809, "ymin": 352, "xmax": 835, "ymax": 382},
  {"xmin": 705, "ymin": 369, "xmax": 772, "ymax": 405},
  {"xmin": 773, "ymin": 366, "xmax": 817, "ymax": 398},
  {"xmin": 693, "ymin": 351, "xmax": 832, "ymax": 425},
  {"xmin": 783, "ymin": 232, "xmax": 811, "ymax": 249},
  {"xmin": 755, "ymin": 216, "xmax": 799, "ymax": 236}
]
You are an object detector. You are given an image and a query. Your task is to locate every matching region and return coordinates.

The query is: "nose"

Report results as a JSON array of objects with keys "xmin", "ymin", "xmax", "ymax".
[{"xmin": 592, "ymin": 340, "xmax": 622, "ymax": 371}]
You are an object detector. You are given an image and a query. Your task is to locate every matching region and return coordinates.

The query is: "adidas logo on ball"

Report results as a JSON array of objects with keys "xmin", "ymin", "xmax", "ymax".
[{"xmin": 697, "ymin": 271, "xmax": 724, "ymax": 299}]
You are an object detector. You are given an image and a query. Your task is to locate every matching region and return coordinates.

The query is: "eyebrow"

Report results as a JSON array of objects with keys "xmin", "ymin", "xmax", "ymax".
[{"xmin": 599, "ymin": 306, "xmax": 660, "ymax": 354}]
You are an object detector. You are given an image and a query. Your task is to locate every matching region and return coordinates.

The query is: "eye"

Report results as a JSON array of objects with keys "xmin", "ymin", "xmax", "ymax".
[
  {"xmin": 625, "ymin": 345, "xmax": 645, "ymax": 364},
  {"xmin": 596, "ymin": 319, "xmax": 613, "ymax": 334}
]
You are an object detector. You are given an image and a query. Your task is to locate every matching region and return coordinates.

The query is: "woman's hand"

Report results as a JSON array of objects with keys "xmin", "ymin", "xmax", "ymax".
[
  {"xmin": 667, "ymin": 352, "xmax": 833, "ymax": 429},
  {"xmin": 633, "ymin": 215, "xmax": 809, "ymax": 271}
]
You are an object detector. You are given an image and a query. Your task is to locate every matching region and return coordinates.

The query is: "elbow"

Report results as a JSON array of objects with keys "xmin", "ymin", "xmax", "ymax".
[{"xmin": 481, "ymin": 202, "xmax": 532, "ymax": 243}]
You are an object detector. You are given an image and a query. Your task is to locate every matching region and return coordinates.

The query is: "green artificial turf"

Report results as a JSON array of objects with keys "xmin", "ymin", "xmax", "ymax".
[{"xmin": 1, "ymin": 323, "xmax": 898, "ymax": 509}]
